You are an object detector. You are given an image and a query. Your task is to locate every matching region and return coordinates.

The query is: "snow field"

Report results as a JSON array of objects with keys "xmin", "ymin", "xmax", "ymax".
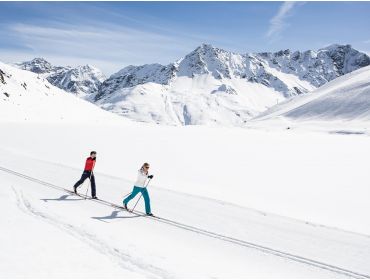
[{"xmin": 1, "ymin": 149, "xmax": 368, "ymax": 278}]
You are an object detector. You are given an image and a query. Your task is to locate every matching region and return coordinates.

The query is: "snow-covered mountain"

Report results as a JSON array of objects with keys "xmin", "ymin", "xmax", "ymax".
[
  {"xmin": 15, "ymin": 58, "xmax": 106, "ymax": 98},
  {"xmin": 0, "ymin": 61, "xmax": 118, "ymax": 122},
  {"xmin": 94, "ymin": 44, "xmax": 370, "ymax": 125},
  {"xmin": 253, "ymin": 65, "xmax": 370, "ymax": 124},
  {"xmin": 11, "ymin": 44, "xmax": 370, "ymax": 126}
]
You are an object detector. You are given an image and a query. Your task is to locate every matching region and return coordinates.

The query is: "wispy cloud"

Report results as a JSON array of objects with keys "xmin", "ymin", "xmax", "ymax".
[
  {"xmin": 1, "ymin": 13, "xmax": 219, "ymax": 75},
  {"xmin": 266, "ymin": 2, "xmax": 303, "ymax": 41},
  {"xmin": 2, "ymin": 22, "xmax": 190, "ymax": 75}
]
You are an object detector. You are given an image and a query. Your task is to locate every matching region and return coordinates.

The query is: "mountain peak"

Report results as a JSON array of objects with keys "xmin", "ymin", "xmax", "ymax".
[
  {"xmin": 319, "ymin": 43, "xmax": 353, "ymax": 52},
  {"xmin": 14, "ymin": 59, "xmax": 106, "ymax": 97},
  {"xmin": 16, "ymin": 57, "xmax": 53, "ymax": 74},
  {"xmin": 274, "ymin": 49, "xmax": 291, "ymax": 56},
  {"xmin": 76, "ymin": 64, "xmax": 103, "ymax": 74},
  {"xmin": 191, "ymin": 43, "xmax": 226, "ymax": 56},
  {"xmin": 82, "ymin": 64, "xmax": 98, "ymax": 70},
  {"xmin": 198, "ymin": 43, "xmax": 215, "ymax": 50},
  {"xmin": 30, "ymin": 57, "xmax": 51, "ymax": 64}
]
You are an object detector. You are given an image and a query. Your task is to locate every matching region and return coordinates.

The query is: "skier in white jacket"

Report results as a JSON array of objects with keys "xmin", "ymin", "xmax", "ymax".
[{"xmin": 123, "ymin": 163, "xmax": 154, "ymax": 216}]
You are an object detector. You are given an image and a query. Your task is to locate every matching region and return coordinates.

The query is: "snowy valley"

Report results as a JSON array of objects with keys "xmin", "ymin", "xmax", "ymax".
[{"xmin": 1, "ymin": 43, "xmax": 370, "ymax": 278}]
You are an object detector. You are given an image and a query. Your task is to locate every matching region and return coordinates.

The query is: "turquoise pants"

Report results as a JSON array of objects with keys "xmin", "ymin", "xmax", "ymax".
[{"xmin": 123, "ymin": 186, "xmax": 151, "ymax": 214}]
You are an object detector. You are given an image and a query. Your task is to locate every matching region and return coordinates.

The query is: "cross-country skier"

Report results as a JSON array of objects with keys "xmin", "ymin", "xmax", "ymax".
[
  {"xmin": 73, "ymin": 151, "xmax": 98, "ymax": 199},
  {"xmin": 123, "ymin": 163, "xmax": 154, "ymax": 216}
]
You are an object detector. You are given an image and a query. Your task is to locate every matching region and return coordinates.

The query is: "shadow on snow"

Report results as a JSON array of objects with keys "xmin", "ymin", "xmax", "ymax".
[{"xmin": 40, "ymin": 194, "xmax": 84, "ymax": 202}]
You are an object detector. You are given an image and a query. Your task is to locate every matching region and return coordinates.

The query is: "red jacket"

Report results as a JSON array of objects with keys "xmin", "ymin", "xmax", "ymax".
[{"xmin": 84, "ymin": 157, "xmax": 96, "ymax": 171}]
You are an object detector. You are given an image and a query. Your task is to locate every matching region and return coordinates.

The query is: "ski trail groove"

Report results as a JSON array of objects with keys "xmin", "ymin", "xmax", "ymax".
[
  {"xmin": 1, "ymin": 165, "xmax": 369, "ymax": 279},
  {"xmin": 11, "ymin": 186, "xmax": 172, "ymax": 278}
]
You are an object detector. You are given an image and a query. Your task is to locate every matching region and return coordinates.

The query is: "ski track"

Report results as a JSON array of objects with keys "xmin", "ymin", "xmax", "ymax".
[
  {"xmin": 12, "ymin": 186, "xmax": 172, "ymax": 278},
  {"xmin": 2, "ymin": 166, "xmax": 370, "ymax": 279}
]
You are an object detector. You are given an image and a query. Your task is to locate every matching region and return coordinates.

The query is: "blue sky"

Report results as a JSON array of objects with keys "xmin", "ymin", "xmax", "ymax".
[{"xmin": 0, "ymin": 1, "xmax": 370, "ymax": 75}]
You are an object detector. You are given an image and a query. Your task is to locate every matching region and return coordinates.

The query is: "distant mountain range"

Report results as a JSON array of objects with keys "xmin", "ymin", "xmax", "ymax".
[
  {"xmin": 15, "ymin": 58, "xmax": 105, "ymax": 98},
  {"xmin": 12, "ymin": 43, "xmax": 370, "ymax": 126},
  {"xmin": 0, "ymin": 61, "xmax": 118, "ymax": 122}
]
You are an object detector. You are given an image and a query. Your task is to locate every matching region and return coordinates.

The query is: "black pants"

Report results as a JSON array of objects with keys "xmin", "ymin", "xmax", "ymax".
[{"xmin": 74, "ymin": 171, "xmax": 96, "ymax": 197}]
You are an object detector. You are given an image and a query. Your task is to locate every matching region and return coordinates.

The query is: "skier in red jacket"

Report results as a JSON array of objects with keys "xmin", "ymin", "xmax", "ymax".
[{"xmin": 73, "ymin": 151, "xmax": 97, "ymax": 199}]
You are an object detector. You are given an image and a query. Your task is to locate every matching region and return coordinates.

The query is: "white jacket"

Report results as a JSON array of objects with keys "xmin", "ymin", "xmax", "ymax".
[{"xmin": 134, "ymin": 170, "xmax": 149, "ymax": 188}]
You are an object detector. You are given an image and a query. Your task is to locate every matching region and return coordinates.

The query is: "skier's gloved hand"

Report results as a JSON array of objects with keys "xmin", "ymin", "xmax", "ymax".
[{"xmin": 148, "ymin": 175, "xmax": 154, "ymax": 179}]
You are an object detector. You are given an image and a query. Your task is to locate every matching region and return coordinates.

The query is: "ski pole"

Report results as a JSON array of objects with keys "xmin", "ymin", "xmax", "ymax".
[
  {"xmin": 131, "ymin": 179, "xmax": 151, "ymax": 212},
  {"xmin": 122, "ymin": 191, "xmax": 132, "ymax": 199},
  {"xmin": 131, "ymin": 194, "xmax": 142, "ymax": 212},
  {"xmin": 85, "ymin": 161, "xmax": 96, "ymax": 199}
]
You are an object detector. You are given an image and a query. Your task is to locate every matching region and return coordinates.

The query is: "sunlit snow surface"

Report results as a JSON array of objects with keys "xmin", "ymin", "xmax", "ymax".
[{"xmin": 1, "ymin": 60, "xmax": 370, "ymax": 278}]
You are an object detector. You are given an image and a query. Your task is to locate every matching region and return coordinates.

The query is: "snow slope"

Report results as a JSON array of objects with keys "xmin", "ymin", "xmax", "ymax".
[
  {"xmin": 0, "ymin": 61, "xmax": 120, "ymax": 123},
  {"xmin": 96, "ymin": 75, "xmax": 284, "ymax": 126},
  {"xmin": 253, "ymin": 65, "xmax": 370, "ymax": 124},
  {"xmin": 94, "ymin": 44, "xmax": 370, "ymax": 125}
]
